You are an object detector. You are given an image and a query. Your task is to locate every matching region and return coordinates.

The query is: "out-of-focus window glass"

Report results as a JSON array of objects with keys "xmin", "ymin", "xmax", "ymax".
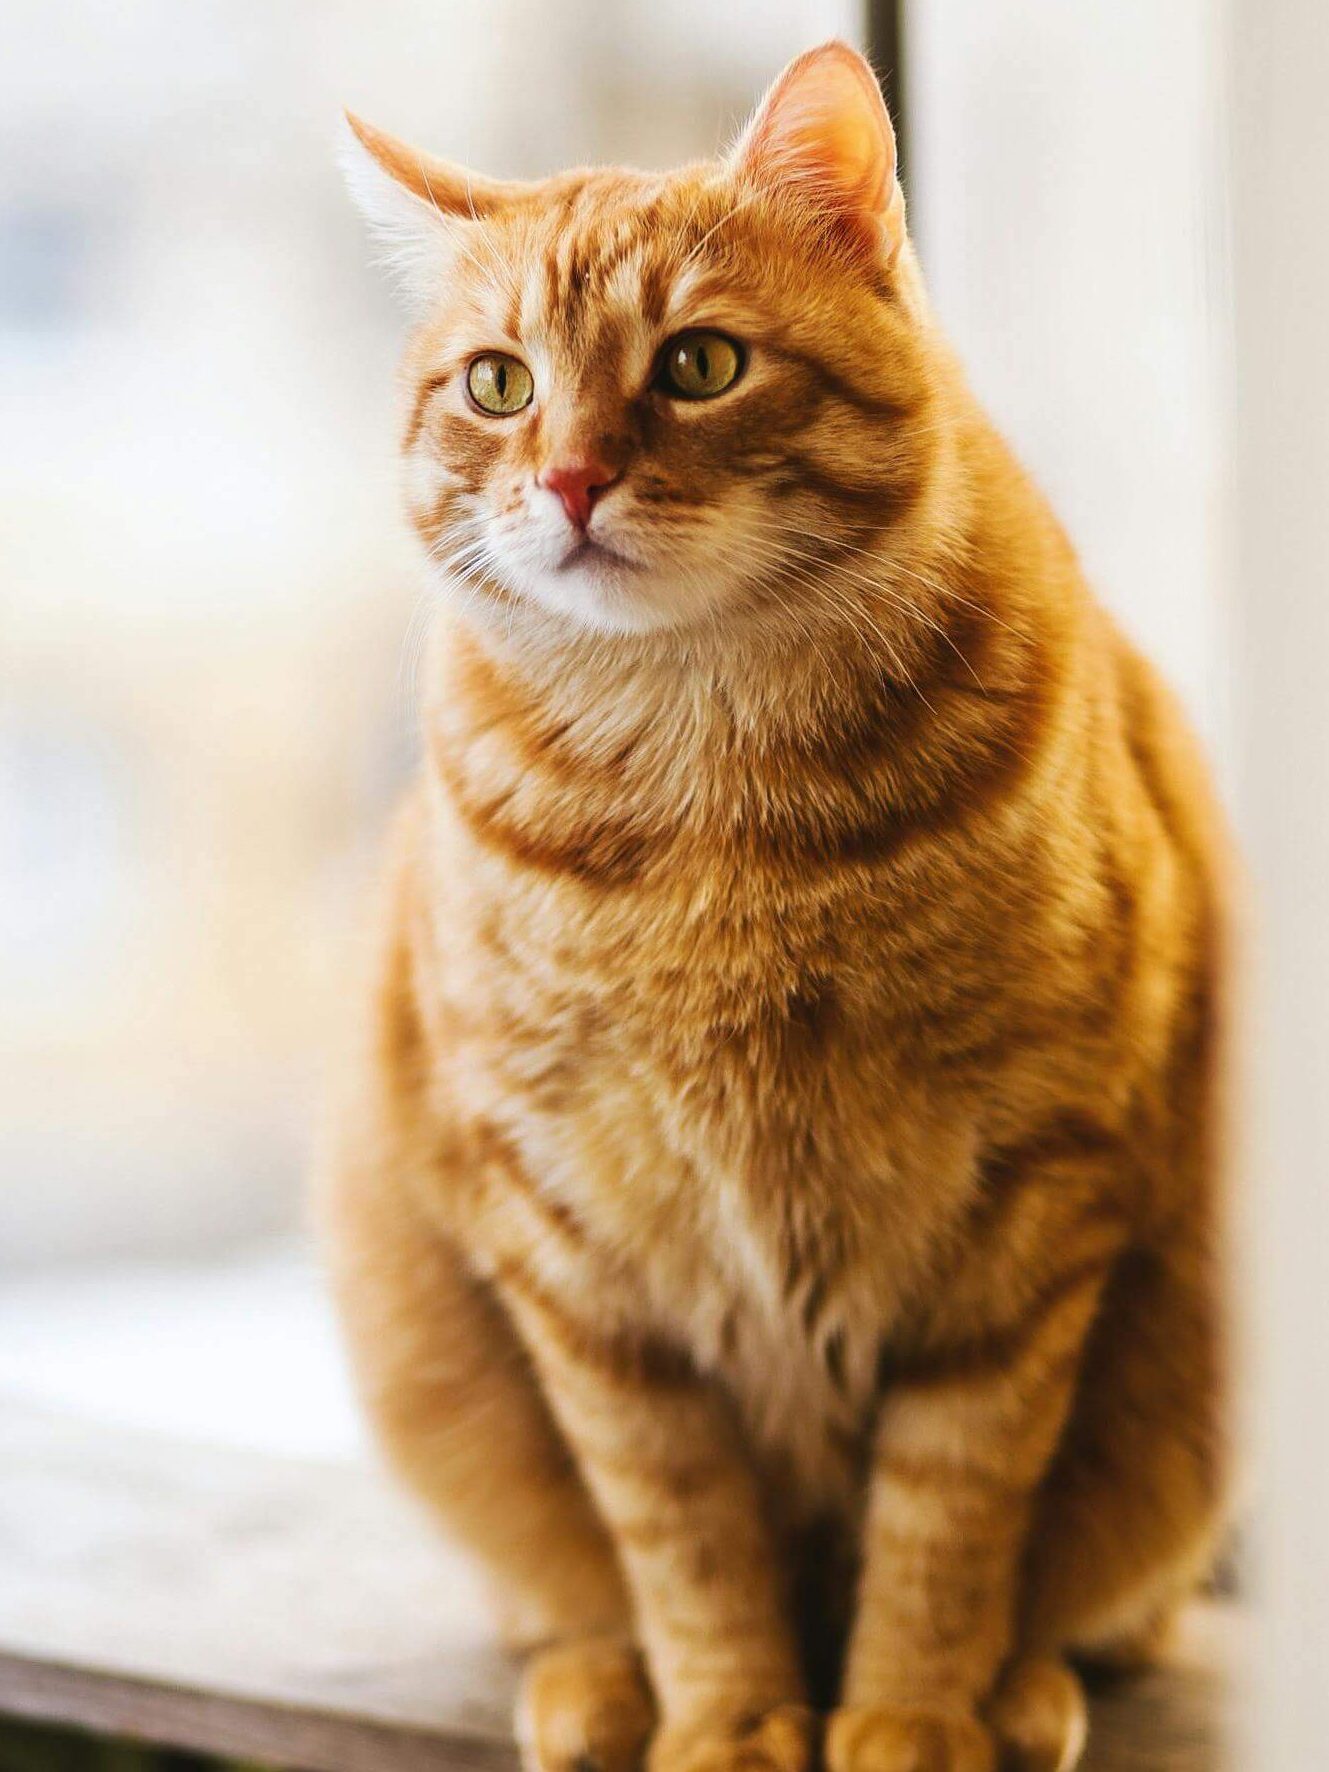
[{"xmin": 0, "ymin": 0, "xmax": 855, "ymax": 1270}]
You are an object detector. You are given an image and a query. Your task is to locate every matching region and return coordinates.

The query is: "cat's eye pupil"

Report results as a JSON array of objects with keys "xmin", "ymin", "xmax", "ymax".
[
  {"xmin": 496, "ymin": 363, "xmax": 507, "ymax": 398},
  {"xmin": 696, "ymin": 344, "xmax": 710, "ymax": 381}
]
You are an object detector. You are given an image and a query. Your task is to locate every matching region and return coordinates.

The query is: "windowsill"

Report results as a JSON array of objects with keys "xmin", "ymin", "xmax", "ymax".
[
  {"xmin": 0, "ymin": 1242, "xmax": 366, "ymax": 1461},
  {"xmin": 0, "ymin": 1257, "xmax": 1239, "ymax": 1771}
]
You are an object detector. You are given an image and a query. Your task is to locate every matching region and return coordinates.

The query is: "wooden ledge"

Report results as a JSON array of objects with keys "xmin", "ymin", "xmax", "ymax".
[{"xmin": 0, "ymin": 1403, "xmax": 1234, "ymax": 1770}]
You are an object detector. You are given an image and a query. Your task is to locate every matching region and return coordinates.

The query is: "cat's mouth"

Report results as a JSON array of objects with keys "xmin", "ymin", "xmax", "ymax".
[{"xmin": 557, "ymin": 536, "xmax": 633, "ymax": 574}]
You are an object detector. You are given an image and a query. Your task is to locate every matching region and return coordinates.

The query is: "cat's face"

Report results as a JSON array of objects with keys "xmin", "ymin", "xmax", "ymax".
[{"xmin": 347, "ymin": 43, "xmax": 932, "ymax": 639}]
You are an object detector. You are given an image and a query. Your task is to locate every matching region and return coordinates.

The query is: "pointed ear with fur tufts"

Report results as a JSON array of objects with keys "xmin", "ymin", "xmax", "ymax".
[
  {"xmin": 729, "ymin": 41, "xmax": 905, "ymax": 265},
  {"xmin": 339, "ymin": 112, "xmax": 528, "ymax": 310}
]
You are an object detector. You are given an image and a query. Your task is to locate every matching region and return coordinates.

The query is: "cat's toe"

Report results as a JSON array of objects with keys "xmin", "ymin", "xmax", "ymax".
[
  {"xmin": 985, "ymin": 1658, "xmax": 1087, "ymax": 1772},
  {"xmin": 825, "ymin": 1705, "xmax": 995, "ymax": 1772},
  {"xmin": 648, "ymin": 1703, "xmax": 816, "ymax": 1772},
  {"xmin": 518, "ymin": 1639, "xmax": 657, "ymax": 1772}
]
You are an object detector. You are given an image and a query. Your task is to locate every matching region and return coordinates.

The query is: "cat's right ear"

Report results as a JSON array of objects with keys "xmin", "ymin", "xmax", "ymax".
[
  {"xmin": 340, "ymin": 112, "xmax": 525, "ymax": 311},
  {"xmin": 730, "ymin": 42, "xmax": 905, "ymax": 267}
]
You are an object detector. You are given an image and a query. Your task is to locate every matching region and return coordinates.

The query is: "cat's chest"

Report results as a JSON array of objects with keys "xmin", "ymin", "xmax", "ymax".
[
  {"xmin": 442, "ymin": 814, "xmax": 980, "ymax": 1504},
  {"xmin": 483, "ymin": 877, "xmax": 974, "ymax": 1334},
  {"xmin": 554, "ymin": 1138, "xmax": 879, "ymax": 1516},
  {"xmin": 508, "ymin": 1009, "xmax": 961, "ymax": 1517}
]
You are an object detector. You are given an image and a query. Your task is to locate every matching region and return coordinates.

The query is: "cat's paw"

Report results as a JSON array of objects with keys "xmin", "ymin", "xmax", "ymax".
[
  {"xmin": 984, "ymin": 1658, "xmax": 1087, "ymax": 1772},
  {"xmin": 518, "ymin": 1638, "xmax": 657, "ymax": 1772},
  {"xmin": 647, "ymin": 1704, "xmax": 816, "ymax": 1772},
  {"xmin": 825, "ymin": 1705, "xmax": 995, "ymax": 1772}
]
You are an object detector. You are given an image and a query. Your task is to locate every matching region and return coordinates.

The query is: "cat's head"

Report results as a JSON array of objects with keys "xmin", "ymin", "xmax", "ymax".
[{"xmin": 344, "ymin": 42, "xmax": 939, "ymax": 640}]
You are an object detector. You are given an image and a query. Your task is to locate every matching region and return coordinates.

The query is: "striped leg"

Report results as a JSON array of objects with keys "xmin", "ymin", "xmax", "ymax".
[
  {"xmin": 828, "ymin": 1243, "xmax": 1120, "ymax": 1772},
  {"xmin": 328, "ymin": 1161, "xmax": 661, "ymax": 1772},
  {"xmin": 327, "ymin": 1163, "xmax": 633, "ymax": 1649},
  {"xmin": 502, "ymin": 1281, "xmax": 813, "ymax": 1772}
]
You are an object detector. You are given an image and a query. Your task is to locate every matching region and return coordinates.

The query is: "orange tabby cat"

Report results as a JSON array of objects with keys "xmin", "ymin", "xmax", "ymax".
[{"xmin": 324, "ymin": 42, "xmax": 1230, "ymax": 1772}]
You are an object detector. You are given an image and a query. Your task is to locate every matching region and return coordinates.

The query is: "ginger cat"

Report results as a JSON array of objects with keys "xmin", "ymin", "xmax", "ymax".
[{"xmin": 325, "ymin": 42, "xmax": 1230, "ymax": 1772}]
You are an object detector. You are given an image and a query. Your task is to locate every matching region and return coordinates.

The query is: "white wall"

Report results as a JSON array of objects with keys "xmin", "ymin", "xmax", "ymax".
[
  {"xmin": 1230, "ymin": 0, "xmax": 1329, "ymax": 1762},
  {"xmin": 906, "ymin": 0, "xmax": 1231, "ymax": 777}
]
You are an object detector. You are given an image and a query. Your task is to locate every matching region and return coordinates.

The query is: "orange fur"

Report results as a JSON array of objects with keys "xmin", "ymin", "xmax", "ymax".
[{"xmin": 322, "ymin": 43, "xmax": 1231, "ymax": 1772}]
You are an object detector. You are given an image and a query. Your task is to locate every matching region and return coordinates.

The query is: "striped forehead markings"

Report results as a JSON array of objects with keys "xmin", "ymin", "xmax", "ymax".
[{"xmin": 512, "ymin": 216, "xmax": 667, "ymax": 390}]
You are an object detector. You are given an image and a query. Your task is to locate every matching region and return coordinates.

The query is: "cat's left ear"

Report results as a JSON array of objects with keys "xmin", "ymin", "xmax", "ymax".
[
  {"xmin": 730, "ymin": 41, "xmax": 905, "ymax": 265},
  {"xmin": 340, "ymin": 112, "xmax": 528, "ymax": 311}
]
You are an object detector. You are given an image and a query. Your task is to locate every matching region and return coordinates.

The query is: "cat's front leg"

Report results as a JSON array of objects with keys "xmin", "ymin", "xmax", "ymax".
[
  {"xmin": 502, "ymin": 1278, "xmax": 812, "ymax": 1772},
  {"xmin": 829, "ymin": 1236, "xmax": 1123, "ymax": 1772}
]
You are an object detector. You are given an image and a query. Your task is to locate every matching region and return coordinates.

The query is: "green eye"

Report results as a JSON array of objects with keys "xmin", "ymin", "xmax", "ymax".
[
  {"xmin": 467, "ymin": 352, "xmax": 534, "ymax": 415},
  {"xmin": 658, "ymin": 330, "xmax": 744, "ymax": 400}
]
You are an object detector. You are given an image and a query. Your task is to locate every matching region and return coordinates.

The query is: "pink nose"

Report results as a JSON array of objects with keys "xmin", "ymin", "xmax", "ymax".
[{"xmin": 538, "ymin": 458, "xmax": 618, "ymax": 529}]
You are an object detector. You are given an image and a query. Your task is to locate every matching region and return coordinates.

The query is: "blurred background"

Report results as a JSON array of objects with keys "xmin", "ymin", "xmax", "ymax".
[
  {"xmin": 5, "ymin": 0, "xmax": 1325, "ymax": 1757},
  {"xmin": 7, "ymin": 0, "xmax": 1324, "ymax": 1752},
  {"xmin": 0, "ymin": 0, "xmax": 1227, "ymax": 1275},
  {"xmin": 0, "ymin": 0, "xmax": 1232, "ymax": 1428}
]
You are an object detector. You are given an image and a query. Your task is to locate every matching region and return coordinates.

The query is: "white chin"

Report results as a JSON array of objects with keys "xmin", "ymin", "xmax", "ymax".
[{"xmin": 520, "ymin": 563, "xmax": 696, "ymax": 636}]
